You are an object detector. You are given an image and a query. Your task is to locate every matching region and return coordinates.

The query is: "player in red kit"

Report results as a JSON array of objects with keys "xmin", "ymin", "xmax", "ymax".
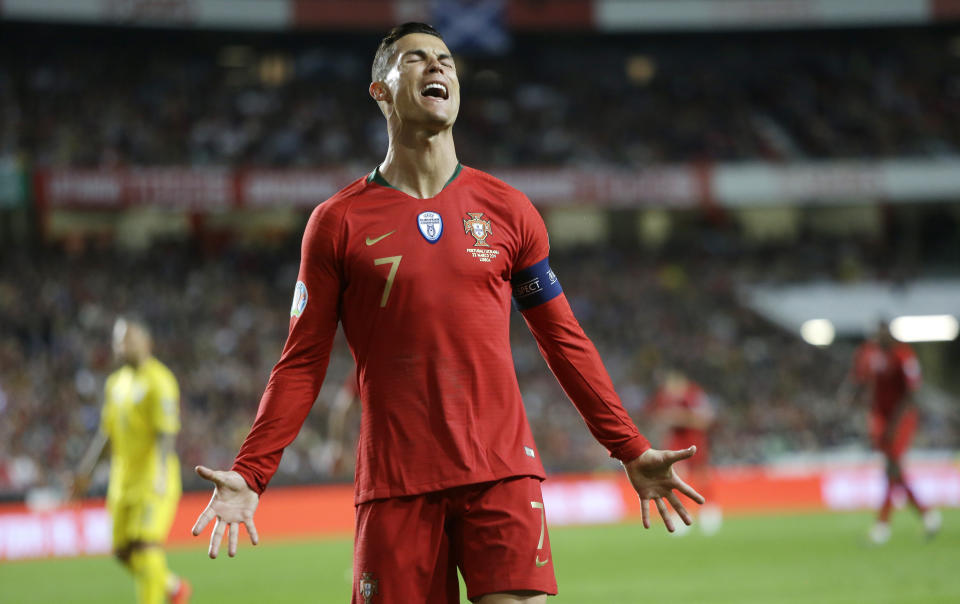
[
  {"xmin": 647, "ymin": 370, "xmax": 721, "ymax": 535},
  {"xmin": 191, "ymin": 23, "xmax": 704, "ymax": 603},
  {"xmin": 847, "ymin": 322, "xmax": 941, "ymax": 544}
]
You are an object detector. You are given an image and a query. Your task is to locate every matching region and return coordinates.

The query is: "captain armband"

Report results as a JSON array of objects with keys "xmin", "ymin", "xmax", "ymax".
[{"xmin": 511, "ymin": 257, "xmax": 563, "ymax": 311}]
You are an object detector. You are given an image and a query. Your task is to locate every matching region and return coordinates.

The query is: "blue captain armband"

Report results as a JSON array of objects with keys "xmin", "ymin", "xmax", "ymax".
[{"xmin": 511, "ymin": 257, "xmax": 563, "ymax": 311}]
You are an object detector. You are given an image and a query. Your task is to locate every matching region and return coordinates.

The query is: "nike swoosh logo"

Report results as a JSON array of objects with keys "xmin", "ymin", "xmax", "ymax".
[
  {"xmin": 365, "ymin": 230, "xmax": 396, "ymax": 246},
  {"xmin": 536, "ymin": 556, "xmax": 549, "ymax": 568}
]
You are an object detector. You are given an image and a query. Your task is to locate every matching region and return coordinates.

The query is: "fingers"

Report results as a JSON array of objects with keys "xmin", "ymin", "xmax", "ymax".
[
  {"xmin": 192, "ymin": 505, "xmax": 216, "ymax": 536},
  {"xmin": 228, "ymin": 522, "xmax": 239, "ymax": 557},
  {"xmin": 195, "ymin": 465, "xmax": 219, "ymax": 483},
  {"xmin": 245, "ymin": 518, "xmax": 260, "ymax": 546},
  {"xmin": 673, "ymin": 476, "xmax": 706, "ymax": 505},
  {"xmin": 209, "ymin": 517, "xmax": 226, "ymax": 559},
  {"xmin": 655, "ymin": 497, "xmax": 674, "ymax": 532},
  {"xmin": 640, "ymin": 497, "xmax": 650, "ymax": 529},
  {"xmin": 663, "ymin": 446, "xmax": 697, "ymax": 465},
  {"xmin": 667, "ymin": 492, "xmax": 692, "ymax": 526}
]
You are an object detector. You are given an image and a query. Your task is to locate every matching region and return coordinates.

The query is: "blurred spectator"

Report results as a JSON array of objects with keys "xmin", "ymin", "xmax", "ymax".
[
  {"xmin": 1, "ymin": 229, "xmax": 957, "ymax": 498},
  {"xmin": 1, "ymin": 25, "xmax": 958, "ymax": 168},
  {"xmin": 2, "ymin": 23, "xmax": 959, "ymax": 498}
]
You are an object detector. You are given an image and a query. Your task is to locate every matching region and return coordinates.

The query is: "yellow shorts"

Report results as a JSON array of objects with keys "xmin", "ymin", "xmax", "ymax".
[{"xmin": 109, "ymin": 491, "xmax": 180, "ymax": 550}]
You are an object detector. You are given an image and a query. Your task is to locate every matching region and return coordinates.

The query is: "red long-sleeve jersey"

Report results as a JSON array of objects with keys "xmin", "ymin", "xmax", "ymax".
[
  {"xmin": 851, "ymin": 341, "xmax": 921, "ymax": 419},
  {"xmin": 232, "ymin": 165, "xmax": 650, "ymax": 503}
]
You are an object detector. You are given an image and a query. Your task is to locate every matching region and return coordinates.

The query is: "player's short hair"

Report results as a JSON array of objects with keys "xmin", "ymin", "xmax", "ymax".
[{"xmin": 371, "ymin": 22, "xmax": 444, "ymax": 82}]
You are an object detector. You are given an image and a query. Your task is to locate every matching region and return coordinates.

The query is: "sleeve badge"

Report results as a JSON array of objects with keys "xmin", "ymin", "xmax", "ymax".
[{"xmin": 290, "ymin": 281, "xmax": 308, "ymax": 318}]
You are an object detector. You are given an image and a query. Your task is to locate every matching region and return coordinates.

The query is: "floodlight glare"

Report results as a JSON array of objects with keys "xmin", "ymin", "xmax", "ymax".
[
  {"xmin": 889, "ymin": 315, "xmax": 959, "ymax": 343},
  {"xmin": 801, "ymin": 319, "xmax": 835, "ymax": 346}
]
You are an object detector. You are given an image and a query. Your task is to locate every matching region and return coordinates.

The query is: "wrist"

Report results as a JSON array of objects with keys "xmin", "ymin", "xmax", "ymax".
[{"xmin": 613, "ymin": 435, "xmax": 652, "ymax": 464}]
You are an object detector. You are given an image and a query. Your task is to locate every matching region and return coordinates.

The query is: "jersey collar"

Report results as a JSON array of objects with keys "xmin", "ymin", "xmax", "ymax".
[{"xmin": 367, "ymin": 163, "xmax": 463, "ymax": 195}]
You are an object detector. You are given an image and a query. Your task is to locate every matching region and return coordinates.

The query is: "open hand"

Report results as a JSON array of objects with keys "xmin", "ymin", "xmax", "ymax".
[
  {"xmin": 623, "ymin": 446, "xmax": 705, "ymax": 532},
  {"xmin": 191, "ymin": 466, "xmax": 260, "ymax": 558}
]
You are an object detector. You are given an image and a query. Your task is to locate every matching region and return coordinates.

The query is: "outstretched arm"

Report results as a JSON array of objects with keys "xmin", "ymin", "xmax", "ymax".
[
  {"xmin": 192, "ymin": 201, "xmax": 344, "ymax": 555},
  {"xmin": 521, "ymin": 293, "xmax": 704, "ymax": 530}
]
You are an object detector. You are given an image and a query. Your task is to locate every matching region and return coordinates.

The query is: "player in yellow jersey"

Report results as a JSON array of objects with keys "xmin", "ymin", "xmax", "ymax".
[{"xmin": 72, "ymin": 317, "xmax": 192, "ymax": 604}]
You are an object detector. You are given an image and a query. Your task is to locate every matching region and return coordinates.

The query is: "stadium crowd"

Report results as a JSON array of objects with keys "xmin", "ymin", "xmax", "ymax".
[
  {"xmin": 1, "ymin": 24, "xmax": 959, "ymax": 498},
  {"xmin": 2, "ymin": 228, "xmax": 956, "ymax": 497},
  {"xmin": 0, "ymin": 26, "xmax": 958, "ymax": 169}
]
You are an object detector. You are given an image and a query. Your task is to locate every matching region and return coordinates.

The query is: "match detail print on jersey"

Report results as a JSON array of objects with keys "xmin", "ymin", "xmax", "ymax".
[
  {"xmin": 511, "ymin": 257, "xmax": 562, "ymax": 310},
  {"xmin": 417, "ymin": 211, "xmax": 443, "ymax": 243},
  {"xmin": 290, "ymin": 281, "xmax": 308, "ymax": 317}
]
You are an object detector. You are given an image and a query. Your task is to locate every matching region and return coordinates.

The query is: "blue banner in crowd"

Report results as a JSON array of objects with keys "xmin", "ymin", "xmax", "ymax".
[{"xmin": 432, "ymin": 0, "xmax": 511, "ymax": 56}]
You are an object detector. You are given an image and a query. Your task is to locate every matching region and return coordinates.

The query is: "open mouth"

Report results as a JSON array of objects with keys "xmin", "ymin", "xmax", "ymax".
[{"xmin": 420, "ymin": 82, "xmax": 449, "ymax": 100}]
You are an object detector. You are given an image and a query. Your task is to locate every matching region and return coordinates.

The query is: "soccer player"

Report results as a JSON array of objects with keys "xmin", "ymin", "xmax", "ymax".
[
  {"xmin": 846, "ymin": 321, "xmax": 940, "ymax": 544},
  {"xmin": 647, "ymin": 370, "xmax": 721, "ymax": 535},
  {"xmin": 72, "ymin": 318, "xmax": 191, "ymax": 603},
  {"xmin": 191, "ymin": 23, "xmax": 704, "ymax": 603}
]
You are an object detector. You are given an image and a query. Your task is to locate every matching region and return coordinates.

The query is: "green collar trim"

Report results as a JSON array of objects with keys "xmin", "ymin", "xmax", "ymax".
[
  {"xmin": 367, "ymin": 162, "xmax": 463, "ymax": 193},
  {"xmin": 444, "ymin": 162, "xmax": 463, "ymax": 188},
  {"xmin": 367, "ymin": 166, "xmax": 395, "ymax": 189}
]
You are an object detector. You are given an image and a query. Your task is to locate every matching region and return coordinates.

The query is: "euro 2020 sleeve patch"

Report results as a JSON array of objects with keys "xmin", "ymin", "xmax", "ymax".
[{"xmin": 290, "ymin": 280, "xmax": 308, "ymax": 318}]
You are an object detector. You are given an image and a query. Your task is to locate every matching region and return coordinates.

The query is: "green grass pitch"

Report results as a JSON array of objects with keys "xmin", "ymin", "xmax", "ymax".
[{"xmin": 3, "ymin": 510, "xmax": 958, "ymax": 603}]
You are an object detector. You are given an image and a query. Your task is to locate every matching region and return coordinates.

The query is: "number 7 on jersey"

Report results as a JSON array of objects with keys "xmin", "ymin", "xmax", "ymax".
[{"xmin": 373, "ymin": 255, "xmax": 403, "ymax": 307}]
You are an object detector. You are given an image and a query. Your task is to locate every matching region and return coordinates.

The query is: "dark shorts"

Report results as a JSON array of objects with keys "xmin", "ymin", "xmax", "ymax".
[{"xmin": 352, "ymin": 476, "xmax": 558, "ymax": 604}]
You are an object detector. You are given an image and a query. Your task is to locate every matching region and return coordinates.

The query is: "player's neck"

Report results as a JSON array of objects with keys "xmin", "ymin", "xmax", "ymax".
[
  {"xmin": 124, "ymin": 354, "xmax": 151, "ymax": 368},
  {"xmin": 379, "ymin": 127, "xmax": 458, "ymax": 199}
]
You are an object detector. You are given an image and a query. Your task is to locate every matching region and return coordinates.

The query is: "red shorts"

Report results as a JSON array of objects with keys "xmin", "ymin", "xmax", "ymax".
[
  {"xmin": 869, "ymin": 409, "xmax": 917, "ymax": 460},
  {"xmin": 353, "ymin": 476, "xmax": 557, "ymax": 604}
]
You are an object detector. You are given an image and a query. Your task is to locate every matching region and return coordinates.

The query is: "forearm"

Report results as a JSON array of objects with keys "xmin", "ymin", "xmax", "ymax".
[
  {"xmin": 76, "ymin": 432, "xmax": 108, "ymax": 481},
  {"xmin": 232, "ymin": 350, "xmax": 330, "ymax": 494},
  {"xmin": 523, "ymin": 295, "xmax": 650, "ymax": 461},
  {"xmin": 231, "ymin": 201, "xmax": 342, "ymax": 494}
]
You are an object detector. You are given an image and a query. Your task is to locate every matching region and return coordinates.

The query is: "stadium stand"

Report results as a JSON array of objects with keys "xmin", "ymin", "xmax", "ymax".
[
  {"xmin": 2, "ymin": 228, "xmax": 957, "ymax": 495},
  {"xmin": 1, "ymin": 26, "xmax": 958, "ymax": 168},
  {"xmin": 1, "ymin": 20, "xmax": 958, "ymax": 498}
]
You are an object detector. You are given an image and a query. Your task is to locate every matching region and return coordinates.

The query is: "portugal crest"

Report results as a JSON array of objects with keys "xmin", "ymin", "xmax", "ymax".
[
  {"xmin": 463, "ymin": 212, "xmax": 492, "ymax": 247},
  {"xmin": 359, "ymin": 572, "xmax": 379, "ymax": 603}
]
